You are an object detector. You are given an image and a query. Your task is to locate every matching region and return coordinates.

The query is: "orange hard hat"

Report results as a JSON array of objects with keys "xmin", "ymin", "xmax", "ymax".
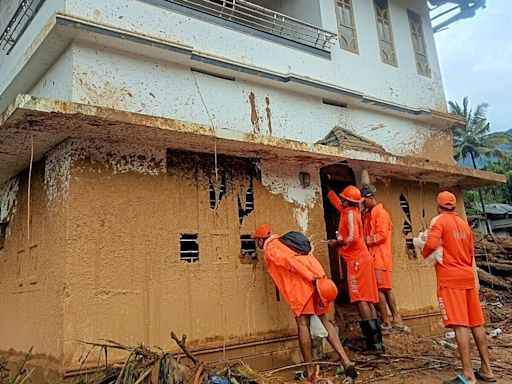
[
  {"xmin": 316, "ymin": 278, "xmax": 338, "ymax": 307},
  {"xmin": 340, "ymin": 185, "xmax": 364, "ymax": 203},
  {"xmin": 437, "ymin": 191, "xmax": 456, "ymax": 209},
  {"xmin": 251, "ymin": 224, "xmax": 272, "ymax": 239}
]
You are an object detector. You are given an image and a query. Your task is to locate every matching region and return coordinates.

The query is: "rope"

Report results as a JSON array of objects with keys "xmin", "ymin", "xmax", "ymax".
[{"xmin": 27, "ymin": 134, "xmax": 34, "ymax": 241}]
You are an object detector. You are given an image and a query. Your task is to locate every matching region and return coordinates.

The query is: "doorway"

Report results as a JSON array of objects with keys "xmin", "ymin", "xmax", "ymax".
[{"xmin": 320, "ymin": 163, "xmax": 356, "ymax": 305}]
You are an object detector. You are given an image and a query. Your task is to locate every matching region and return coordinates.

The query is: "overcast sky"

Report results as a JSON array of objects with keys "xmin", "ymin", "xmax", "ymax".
[{"xmin": 434, "ymin": 0, "xmax": 511, "ymax": 132}]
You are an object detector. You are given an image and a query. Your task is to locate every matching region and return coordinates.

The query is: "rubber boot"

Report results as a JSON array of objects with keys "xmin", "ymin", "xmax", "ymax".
[
  {"xmin": 376, "ymin": 318, "xmax": 385, "ymax": 345},
  {"xmin": 368, "ymin": 319, "xmax": 385, "ymax": 353},
  {"xmin": 358, "ymin": 320, "xmax": 373, "ymax": 351}
]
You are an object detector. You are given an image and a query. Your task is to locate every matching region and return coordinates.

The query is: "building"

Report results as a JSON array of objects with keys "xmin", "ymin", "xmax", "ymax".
[
  {"xmin": 470, "ymin": 203, "xmax": 512, "ymax": 237},
  {"xmin": 0, "ymin": 0, "xmax": 504, "ymax": 379}
]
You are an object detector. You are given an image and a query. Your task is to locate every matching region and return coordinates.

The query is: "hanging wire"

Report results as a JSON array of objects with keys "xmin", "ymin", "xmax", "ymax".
[
  {"xmin": 27, "ymin": 134, "xmax": 34, "ymax": 241},
  {"xmin": 191, "ymin": 70, "xmax": 219, "ymax": 183}
]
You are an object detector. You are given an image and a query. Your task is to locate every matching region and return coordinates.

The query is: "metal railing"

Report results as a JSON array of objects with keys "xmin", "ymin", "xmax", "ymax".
[
  {"xmin": 0, "ymin": 0, "xmax": 46, "ymax": 55},
  {"xmin": 168, "ymin": 0, "xmax": 337, "ymax": 51}
]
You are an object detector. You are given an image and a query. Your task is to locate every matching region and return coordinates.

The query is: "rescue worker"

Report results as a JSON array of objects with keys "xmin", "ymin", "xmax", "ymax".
[
  {"xmin": 326, "ymin": 185, "xmax": 384, "ymax": 353},
  {"xmin": 360, "ymin": 186, "xmax": 404, "ymax": 331},
  {"xmin": 251, "ymin": 224, "xmax": 357, "ymax": 382},
  {"xmin": 422, "ymin": 192, "xmax": 496, "ymax": 384}
]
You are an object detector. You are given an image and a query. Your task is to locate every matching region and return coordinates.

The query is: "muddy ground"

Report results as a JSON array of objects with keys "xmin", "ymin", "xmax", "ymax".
[{"xmin": 269, "ymin": 329, "xmax": 512, "ymax": 383}]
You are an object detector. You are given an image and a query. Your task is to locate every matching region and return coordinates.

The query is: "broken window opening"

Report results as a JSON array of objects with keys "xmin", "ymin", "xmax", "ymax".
[
  {"xmin": 400, "ymin": 193, "xmax": 416, "ymax": 258},
  {"xmin": 0, "ymin": 220, "xmax": 7, "ymax": 250},
  {"xmin": 406, "ymin": 239, "xmax": 417, "ymax": 259},
  {"xmin": 238, "ymin": 181, "xmax": 255, "ymax": 224},
  {"xmin": 180, "ymin": 234, "xmax": 199, "ymax": 263},
  {"xmin": 400, "ymin": 194, "xmax": 412, "ymax": 220},
  {"xmin": 240, "ymin": 234, "xmax": 257, "ymax": 262},
  {"xmin": 403, "ymin": 220, "xmax": 412, "ymax": 235},
  {"xmin": 209, "ymin": 172, "xmax": 226, "ymax": 210}
]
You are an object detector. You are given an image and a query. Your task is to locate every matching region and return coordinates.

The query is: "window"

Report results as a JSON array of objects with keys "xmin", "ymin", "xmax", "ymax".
[
  {"xmin": 240, "ymin": 235, "xmax": 257, "ymax": 262},
  {"xmin": 373, "ymin": 0, "xmax": 397, "ymax": 66},
  {"xmin": 400, "ymin": 194, "xmax": 417, "ymax": 259},
  {"xmin": 408, "ymin": 10, "xmax": 431, "ymax": 77},
  {"xmin": 335, "ymin": 0, "xmax": 358, "ymax": 53},
  {"xmin": 180, "ymin": 234, "xmax": 199, "ymax": 263}
]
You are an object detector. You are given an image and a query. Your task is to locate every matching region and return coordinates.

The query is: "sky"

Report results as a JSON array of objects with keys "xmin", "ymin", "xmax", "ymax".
[{"xmin": 433, "ymin": 0, "xmax": 511, "ymax": 132}]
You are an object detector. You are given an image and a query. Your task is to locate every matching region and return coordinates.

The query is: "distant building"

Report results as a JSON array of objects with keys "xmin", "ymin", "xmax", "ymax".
[
  {"xmin": 470, "ymin": 204, "xmax": 512, "ymax": 237},
  {"xmin": 0, "ymin": 0, "xmax": 504, "ymax": 379}
]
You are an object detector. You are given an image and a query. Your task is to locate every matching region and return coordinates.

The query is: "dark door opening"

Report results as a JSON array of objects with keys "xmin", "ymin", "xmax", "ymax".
[{"xmin": 320, "ymin": 163, "xmax": 356, "ymax": 305}]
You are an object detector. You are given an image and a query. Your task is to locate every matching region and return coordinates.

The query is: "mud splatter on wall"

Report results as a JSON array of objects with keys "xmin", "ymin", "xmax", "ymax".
[
  {"xmin": 44, "ymin": 139, "xmax": 166, "ymax": 204},
  {"xmin": 0, "ymin": 177, "xmax": 19, "ymax": 223}
]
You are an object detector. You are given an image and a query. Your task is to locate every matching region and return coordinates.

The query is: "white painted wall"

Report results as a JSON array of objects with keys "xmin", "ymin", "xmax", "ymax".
[
  {"xmin": 28, "ymin": 42, "xmax": 454, "ymax": 163},
  {"xmin": 1, "ymin": 0, "xmax": 446, "ymax": 112},
  {"xmin": 0, "ymin": 0, "xmax": 65, "ymax": 107},
  {"xmin": 59, "ymin": 0, "xmax": 446, "ymax": 111},
  {"xmin": 31, "ymin": 45, "xmax": 74, "ymax": 101}
]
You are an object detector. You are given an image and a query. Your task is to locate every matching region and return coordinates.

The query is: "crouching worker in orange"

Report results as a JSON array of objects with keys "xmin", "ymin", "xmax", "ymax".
[
  {"xmin": 360, "ymin": 186, "xmax": 404, "ymax": 332},
  {"xmin": 326, "ymin": 186, "xmax": 383, "ymax": 354},
  {"xmin": 251, "ymin": 225, "xmax": 357, "ymax": 382},
  {"xmin": 423, "ymin": 192, "xmax": 495, "ymax": 384}
]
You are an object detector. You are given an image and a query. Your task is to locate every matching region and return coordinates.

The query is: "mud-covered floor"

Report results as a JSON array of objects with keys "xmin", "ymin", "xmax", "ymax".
[{"xmin": 268, "ymin": 330, "xmax": 512, "ymax": 383}]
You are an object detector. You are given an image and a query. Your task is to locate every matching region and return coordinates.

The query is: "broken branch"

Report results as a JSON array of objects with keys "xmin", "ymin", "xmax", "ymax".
[{"xmin": 170, "ymin": 332, "xmax": 199, "ymax": 365}]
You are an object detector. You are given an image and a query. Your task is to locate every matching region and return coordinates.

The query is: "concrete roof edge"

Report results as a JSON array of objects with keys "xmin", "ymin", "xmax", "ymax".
[{"xmin": 0, "ymin": 95, "xmax": 504, "ymax": 190}]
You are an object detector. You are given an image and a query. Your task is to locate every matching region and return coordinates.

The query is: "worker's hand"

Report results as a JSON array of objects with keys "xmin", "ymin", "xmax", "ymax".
[
  {"xmin": 311, "ymin": 276, "xmax": 319, "ymax": 284},
  {"xmin": 323, "ymin": 239, "xmax": 339, "ymax": 248}
]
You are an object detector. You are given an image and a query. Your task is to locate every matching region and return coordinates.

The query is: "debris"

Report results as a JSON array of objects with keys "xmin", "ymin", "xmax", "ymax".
[
  {"xmin": 445, "ymin": 331, "xmax": 456, "ymax": 339},
  {"xmin": 490, "ymin": 328, "xmax": 503, "ymax": 337}
]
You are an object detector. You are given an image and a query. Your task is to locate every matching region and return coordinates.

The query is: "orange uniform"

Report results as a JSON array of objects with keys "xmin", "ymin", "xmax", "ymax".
[
  {"xmin": 263, "ymin": 235, "xmax": 330, "ymax": 316},
  {"xmin": 362, "ymin": 204, "xmax": 393, "ymax": 290},
  {"xmin": 327, "ymin": 191, "xmax": 379, "ymax": 304},
  {"xmin": 422, "ymin": 211, "xmax": 484, "ymax": 328}
]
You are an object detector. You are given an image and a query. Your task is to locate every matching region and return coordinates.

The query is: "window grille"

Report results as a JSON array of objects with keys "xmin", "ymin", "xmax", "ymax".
[
  {"xmin": 408, "ymin": 10, "xmax": 431, "ymax": 77},
  {"xmin": 373, "ymin": 0, "xmax": 397, "ymax": 66},
  {"xmin": 180, "ymin": 234, "xmax": 199, "ymax": 262},
  {"xmin": 335, "ymin": 0, "xmax": 358, "ymax": 53},
  {"xmin": 240, "ymin": 234, "xmax": 256, "ymax": 260}
]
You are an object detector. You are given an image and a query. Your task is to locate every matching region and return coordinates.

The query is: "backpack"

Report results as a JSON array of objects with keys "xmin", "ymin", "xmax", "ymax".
[{"xmin": 279, "ymin": 231, "xmax": 312, "ymax": 255}]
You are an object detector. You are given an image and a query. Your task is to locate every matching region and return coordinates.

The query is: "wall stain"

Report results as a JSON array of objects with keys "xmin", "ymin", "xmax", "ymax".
[
  {"xmin": 265, "ymin": 96, "xmax": 272, "ymax": 136},
  {"xmin": 248, "ymin": 92, "xmax": 260, "ymax": 134}
]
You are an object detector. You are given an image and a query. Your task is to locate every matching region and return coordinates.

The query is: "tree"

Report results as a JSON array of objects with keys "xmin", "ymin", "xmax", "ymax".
[
  {"xmin": 449, "ymin": 97, "xmax": 512, "ymax": 231},
  {"xmin": 482, "ymin": 158, "xmax": 512, "ymax": 205},
  {"xmin": 450, "ymin": 97, "xmax": 512, "ymax": 167}
]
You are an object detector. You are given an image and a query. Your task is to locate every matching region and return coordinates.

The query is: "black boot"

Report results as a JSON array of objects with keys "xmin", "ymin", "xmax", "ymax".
[
  {"xmin": 367, "ymin": 319, "xmax": 385, "ymax": 353},
  {"xmin": 358, "ymin": 320, "xmax": 377, "ymax": 352}
]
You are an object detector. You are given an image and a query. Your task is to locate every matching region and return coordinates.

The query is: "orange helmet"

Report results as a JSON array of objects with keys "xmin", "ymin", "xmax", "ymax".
[
  {"xmin": 340, "ymin": 185, "xmax": 364, "ymax": 203},
  {"xmin": 316, "ymin": 278, "xmax": 338, "ymax": 308},
  {"xmin": 437, "ymin": 191, "xmax": 456, "ymax": 209},
  {"xmin": 251, "ymin": 224, "xmax": 272, "ymax": 239}
]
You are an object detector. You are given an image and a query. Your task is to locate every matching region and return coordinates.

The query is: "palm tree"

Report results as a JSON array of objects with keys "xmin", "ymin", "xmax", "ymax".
[
  {"xmin": 449, "ymin": 97, "xmax": 512, "ymax": 232},
  {"xmin": 450, "ymin": 97, "xmax": 512, "ymax": 167}
]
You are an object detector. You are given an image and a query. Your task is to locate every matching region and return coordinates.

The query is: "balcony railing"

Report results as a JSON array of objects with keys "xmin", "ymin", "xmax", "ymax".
[
  {"xmin": 167, "ymin": 0, "xmax": 338, "ymax": 51},
  {"xmin": 0, "ymin": 0, "xmax": 46, "ymax": 55}
]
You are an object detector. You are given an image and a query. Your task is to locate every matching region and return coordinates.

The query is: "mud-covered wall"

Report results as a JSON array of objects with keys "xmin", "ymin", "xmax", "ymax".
[
  {"xmin": 0, "ymin": 161, "xmax": 66, "ymax": 358},
  {"xmin": 59, "ymin": 138, "xmax": 329, "ymax": 362}
]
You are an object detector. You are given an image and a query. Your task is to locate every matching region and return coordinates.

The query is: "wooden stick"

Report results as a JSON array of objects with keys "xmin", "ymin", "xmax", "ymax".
[
  {"xmin": 263, "ymin": 362, "xmax": 341, "ymax": 376},
  {"xmin": 193, "ymin": 364, "xmax": 205, "ymax": 384},
  {"xmin": 364, "ymin": 363, "xmax": 447, "ymax": 382},
  {"xmin": 12, "ymin": 346, "xmax": 33, "ymax": 384},
  {"xmin": 170, "ymin": 332, "xmax": 199, "ymax": 365}
]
